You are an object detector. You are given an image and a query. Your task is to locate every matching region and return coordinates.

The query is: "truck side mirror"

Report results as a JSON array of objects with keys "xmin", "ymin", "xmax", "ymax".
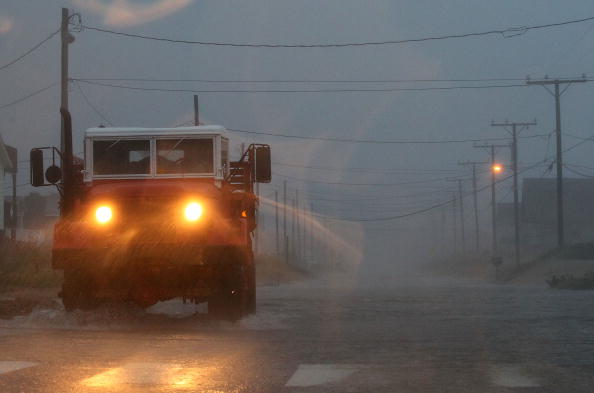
[
  {"xmin": 254, "ymin": 145, "xmax": 271, "ymax": 183},
  {"xmin": 30, "ymin": 149, "xmax": 45, "ymax": 187}
]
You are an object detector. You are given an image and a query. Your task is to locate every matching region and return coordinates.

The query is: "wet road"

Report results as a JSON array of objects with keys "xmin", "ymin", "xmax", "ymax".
[{"xmin": 1, "ymin": 274, "xmax": 594, "ymax": 392}]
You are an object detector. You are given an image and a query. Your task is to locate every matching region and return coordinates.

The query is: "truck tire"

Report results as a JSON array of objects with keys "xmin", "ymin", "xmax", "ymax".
[
  {"xmin": 208, "ymin": 249, "xmax": 248, "ymax": 321},
  {"xmin": 61, "ymin": 268, "xmax": 100, "ymax": 311}
]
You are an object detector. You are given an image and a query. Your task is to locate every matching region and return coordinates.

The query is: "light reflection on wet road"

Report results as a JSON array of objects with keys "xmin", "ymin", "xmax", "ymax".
[{"xmin": 1, "ymin": 275, "xmax": 593, "ymax": 392}]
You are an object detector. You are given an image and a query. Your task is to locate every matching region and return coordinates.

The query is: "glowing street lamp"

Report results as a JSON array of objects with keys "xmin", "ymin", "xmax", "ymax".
[{"xmin": 492, "ymin": 164, "xmax": 503, "ymax": 174}]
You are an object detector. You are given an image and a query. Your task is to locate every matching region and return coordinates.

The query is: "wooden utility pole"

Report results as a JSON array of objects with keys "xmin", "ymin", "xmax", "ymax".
[
  {"xmin": 491, "ymin": 120, "xmax": 536, "ymax": 266},
  {"xmin": 283, "ymin": 181, "xmax": 288, "ymax": 262},
  {"xmin": 193, "ymin": 95, "xmax": 199, "ymax": 125},
  {"xmin": 474, "ymin": 143, "xmax": 508, "ymax": 257},
  {"xmin": 459, "ymin": 161, "xmax": 488, "ymax": 252},
  {"xmin": 452, "ymin": 192, "xmax": 458, "ymax": 254},
  {"xmin": 291, "ymin": 191, "xmax": 297, "ymax": 262},
  {"xmin": 60, "ymin": 8, "xmax": 74, "ymax": 152},
  {"xmin": 295, "ymin": 191, "xmax": 300, "ymax": 263},
  {"xmin": 299, "ymin": 198, "xmax": 305, "ymax": 263},
  {"xmin": 275, "ymin": 190, "xmax": 279, "ymax": 256},
  {"xmin": 11, "ymin": 171, "xmax": 16, "ymax": 240},
  {"xmin": 440, "ymin": 206, "xmax": 446, "ymax": 255},
  {"xmin": 309, "ymin": 202, "xmax": 314, "ymax": 264},
  {"xmin": 255, "ymin": 182, "xmax": 259, "ymax": 255},
  {"xmin": 447, "ymin": 180, "xmax": 467, "ymax": 255},
  {"xmin": 526, "ymin": 76, "xmax": 587, "ymax": 248},
  {"xmin": 457, "ymin": 179, "xmax": 466, "ymax": 256}
]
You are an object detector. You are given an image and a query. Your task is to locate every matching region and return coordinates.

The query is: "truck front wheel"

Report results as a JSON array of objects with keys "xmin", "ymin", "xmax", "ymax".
[{"xmin": 208, "ymin": 249, "xmax": 251, "ymax": 321}]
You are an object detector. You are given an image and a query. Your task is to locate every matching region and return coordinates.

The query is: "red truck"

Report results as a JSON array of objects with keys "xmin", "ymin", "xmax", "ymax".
[{"xmin": 30, "ymin": 109, "xmax": 270, "ymax": 320}]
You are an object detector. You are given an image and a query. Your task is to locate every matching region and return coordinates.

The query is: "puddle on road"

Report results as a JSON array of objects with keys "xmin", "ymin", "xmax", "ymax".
[
  {"xmin": 0, "ymin": 294, "xmax": 290, "ymax": 333},
  {"xmin": 489, "ymin": 365, "xmax": 540, "ymax": 388}
]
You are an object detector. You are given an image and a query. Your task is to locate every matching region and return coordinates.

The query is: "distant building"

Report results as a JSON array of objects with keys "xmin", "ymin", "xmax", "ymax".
[
  {"xmin": 21, "ymin": 192, "xmax": 59, "ymax": 229},
  {"xmin": 522, "ymin": 178, "xmax": 594, "ymax": 245}
]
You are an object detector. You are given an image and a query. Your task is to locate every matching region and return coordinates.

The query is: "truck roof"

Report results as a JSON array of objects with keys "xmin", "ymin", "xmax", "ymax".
[{"xmin": 85, "ymin": 125, "xmax": 227, "ymax": 138}]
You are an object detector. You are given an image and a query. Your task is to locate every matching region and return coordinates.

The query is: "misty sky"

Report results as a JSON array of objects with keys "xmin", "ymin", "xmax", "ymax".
[{"xmin": 1, "ymin": 0, "xmax": 594, "ymax": 263}]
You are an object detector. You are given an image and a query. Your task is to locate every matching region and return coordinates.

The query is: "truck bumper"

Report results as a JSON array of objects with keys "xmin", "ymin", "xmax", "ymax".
[{"xmin": 52, "ymin": 244, "xmax": 205, "ymax": 269}]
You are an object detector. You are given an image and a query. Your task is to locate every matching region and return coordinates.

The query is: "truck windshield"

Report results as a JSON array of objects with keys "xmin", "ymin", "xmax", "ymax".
[
  {"xmin": 157, "ymin": 138, "xmax": 214, "ymax": 174},
  {"xmin": 93, "ymin": 139, "xmax": 150, "ymax": 175}
]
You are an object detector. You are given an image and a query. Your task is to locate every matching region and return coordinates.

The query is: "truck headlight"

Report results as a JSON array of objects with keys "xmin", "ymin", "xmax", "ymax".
[
  {"xmin": 95, "ymin": 206, "xmax": 113, "ymax": 224},
  {"xmin": 184, "ymin": 202, "xmax": 203, "ymax": 222}
]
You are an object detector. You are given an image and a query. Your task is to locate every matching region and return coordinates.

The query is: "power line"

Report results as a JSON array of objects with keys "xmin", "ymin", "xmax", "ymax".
[
  {"xmin": 276, "ymin": 161, "xmax": 496, "ymax": 178},
  {"xmin": 274, "ymin": 172, "xmax": 447, "ymax": 186},
  {"xmin": 563, "ymin": 164, "xmax": 594, "ymax": 178},
  {"xmin": 315, "ymin": 199, "xmax": 449, "ymax": 213},
  {"xmin": 74, "ymin": 76, "xmax": 526, "ymax": 84},
  {"xmin": 317, "ymin": 198, "xmax": 455, "ymax": 222},
  {"xmin": 273, "ymin": 161, "xmax": 460, "ymax": 174},
  {"xmin": 565, "ymin": 162, "xmax": 594, "ymax": 170},
  {"xmin": 298, "ymin": 186, "xmax": 455, "ymax": 202},
  {"xmin": 228, "ymin": 127, "xmax": 550, "ymax": 144},
  {"xmin": 74, "ymin": 78, "xmax": 528, "ymax": 93},
  {"xmin": 80, "ymin": 15, "xmax": 594, "ymax": 48},
  {"xmin": 291, "ymin": 185, "xmax": 455, "ymax": 200},
  {"xmin": 0, "ymin": 82, "xmax": 59, "ymax": 110},
  {"xmin": 317, "ymin": 159, "xmax": 549, "ymax": 222},
  {"xmin": 0, "ymin": 28, "xmax": 60, "ymax": 71},
  {"xmin": 562, "ymin": 133, "xmax": 594, "ymax": 152},
  {"xmin": 75, "ymin": 81, "xmax": 115, "ymax": 126}
]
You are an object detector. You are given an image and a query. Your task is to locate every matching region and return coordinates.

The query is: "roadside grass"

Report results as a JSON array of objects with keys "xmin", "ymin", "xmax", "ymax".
[{"xmin": 0, "ymin": 240, "xmax": 61, "ymax": 292}]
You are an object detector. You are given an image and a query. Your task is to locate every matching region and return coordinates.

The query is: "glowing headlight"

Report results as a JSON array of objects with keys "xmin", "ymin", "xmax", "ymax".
[
  {"xmin": 95, "ymin": 206, "xmax": 113, "ymax": 224},
  {"xmin": 184, "ymin": 202, "xmax": 203, "ymax": 222}
]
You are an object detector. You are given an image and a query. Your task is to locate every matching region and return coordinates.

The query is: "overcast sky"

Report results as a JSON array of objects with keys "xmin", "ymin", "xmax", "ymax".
[{"xmin": 2, "ymin": 0, "xmax": 594, "ymax": 264}]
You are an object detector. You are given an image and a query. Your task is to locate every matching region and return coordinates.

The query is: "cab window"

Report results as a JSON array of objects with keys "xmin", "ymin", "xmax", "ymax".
[
  {"xmin": 156, "ymin": 138, "xmax": 214, "ymax": 174},
  {"xmin": 93, "ymin": 139, "xmax": 150, "ymax": 175}
]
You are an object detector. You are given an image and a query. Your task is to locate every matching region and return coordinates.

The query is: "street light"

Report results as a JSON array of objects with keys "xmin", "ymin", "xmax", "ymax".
[{"xmin": 492, "ymin": 164, "xmax": 503, "ymax": 174}]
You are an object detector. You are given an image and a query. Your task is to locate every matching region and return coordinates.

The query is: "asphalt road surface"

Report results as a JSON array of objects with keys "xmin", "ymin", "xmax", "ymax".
[{"xmin": 1, "ymin": 273, "xmax": 593, "ymax": 392}]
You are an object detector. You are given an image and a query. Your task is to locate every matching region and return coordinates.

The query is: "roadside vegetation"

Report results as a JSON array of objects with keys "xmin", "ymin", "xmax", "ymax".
[
  {"xmin": 0, "ymin": 240, "xmax": 61, "ymax": 318},
  {"xmin": 0, "ymin": 240, "xmax": 61, "ymax": 292}
]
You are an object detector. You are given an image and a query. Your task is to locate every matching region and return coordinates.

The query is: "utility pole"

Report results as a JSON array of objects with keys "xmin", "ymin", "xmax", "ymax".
[
  {"xmin": 491, "ymin": 120, "xmax": 536, "ymax": 266},
  {"xmin": 457, "ymin": 179, "xmax": 466, "ymax": 256},
  {"xmin": 459, "ymin": 161, "xmax": 488, "ymax": 252},
  {"xmin": 255, "ymin": 182, "xmax": 259, "ymax": 255},
  {"xmin": 527, "ymin": 76, "xmax": 587, "ymax": 248},
  {"xmin": 11, "ymin": 170, "xmax": 16, "ymax": 240},
  {"xmin": 60, "ymin": 8, "xmax": 74, "ymax": 153},
  {"xmin": 447, "ymin": 180, "xmax": 466, "ymax": 255},
  {"xmin": 452, "ymin": 192, "xmax": 458, "ymax": 254},
  {"xmin": 309, "ymin": 202, "xmax": 314, "ymax": 264},
  {"xmin": 292, "ymin": 191, "xmax": 297, "ymax": 263},
  {"xmin": 474, "ymin": 143, "xmax": 508, "ymax": 257},
  {"xmin": 295, "ymin": 192, "xmax": 301, "ymax": 264},
  {"xmin": 299, "ymin": 202, "xmax": 305, "ymax": 263},
  {"xmin": 283, "ymin": 181, "xmax": 288, "ymax": 263},
  {"xmin": 193, "ymin": 95, "xmax": 199, "ymax": 126},
  {"xmin": 440, "ymin": 206, "xmax": 446, "ymax": 255},
  {"xmin": 275, "ymin": 190, "xmax": 279, "ymax": 256}
]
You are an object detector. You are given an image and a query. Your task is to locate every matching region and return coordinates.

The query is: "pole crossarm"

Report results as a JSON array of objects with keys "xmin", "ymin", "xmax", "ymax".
[
  {"xmin": 526, "ymin": 78, "xmax": 587, "ymax": 86},
  {"xmin": 458, "ymin": 160, "xmax": 489, "ymax": 166},
  {"xmin": 491, "ymin": 120, "xmax": 537, "ymax": 128},
  {"xmin": 473, "ymin": 143, "xmax": 509, "ymax": 149}
]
